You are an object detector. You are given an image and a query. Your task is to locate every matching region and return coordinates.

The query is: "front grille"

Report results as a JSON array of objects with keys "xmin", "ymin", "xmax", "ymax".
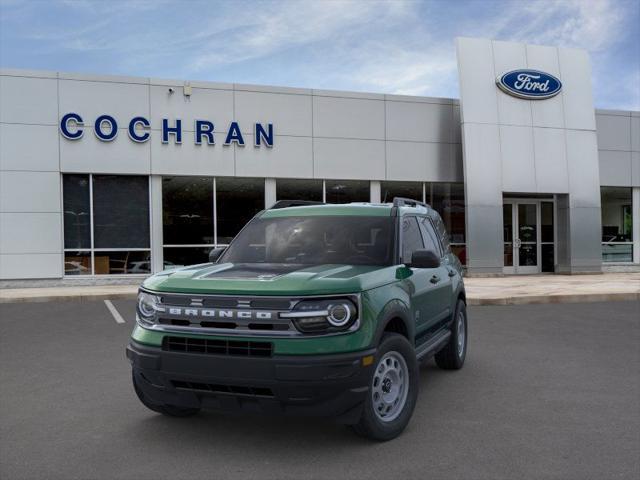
[
  {"xmin": 162, "ymin": 336, "xmax": 273, "ymax": 357},
  {"xmin": 171, "ymin": 380, "xmax": 274, "ymax": 397}
]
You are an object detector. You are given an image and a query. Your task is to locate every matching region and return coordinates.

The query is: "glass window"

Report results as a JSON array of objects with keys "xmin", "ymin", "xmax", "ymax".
[
  {"xmin": 601, "ymin": 187, "xmax": 633, "ymax": 262},
  {"xmin": 276, "ymin": 179, "xmax": 323, "ymax": 202},
  {"xmin": 380, "ymin": 181, "xmax": 423, "ymax": 204},
  {"xmin": 325, "ymin": 180, "xmax": 370, "ymax": 204},
  {"xmin": 93, "ymin": 175, "xmax": 149, "ymax": 249},
  {"xmin": 63, "ymin": 175, "xmax": 91, "ymax": 249},
  {"xmin": 62, "ymin": 174, "xmax": 151, "ymax": 276},
  {"xmin": 162, "ymin": 247, "xmax": 213, "ymax": 269},
  {"xmin": 162, "ymin": 177, "xmax": 213, "ymax": 245},
  {"xmin": 418, "ymin": 217, "xmax": 442, "ymax": 256},
  {"xmin": 216, "ymin": 177, "xmax": 265, "ymax": 244},
  {"xmin": 401, "ymin": 217, "xmax": 424, "ymax": 264},
  {"xmin": 220, "ymin": 216, "xmax": 394, "ymax": 266},
  {"xmin": 431, "ymin": 183, "xmax": 465, "ymax": 244}
]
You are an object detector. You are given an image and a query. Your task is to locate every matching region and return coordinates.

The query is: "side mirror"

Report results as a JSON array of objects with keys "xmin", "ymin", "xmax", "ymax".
[
  {"xmin": 408, "ymin": 249, "xmax": 440, "ymax": 269},
  {"xmin": 208, "ymin": 247, "xmax": 226, "ymax": 263}
]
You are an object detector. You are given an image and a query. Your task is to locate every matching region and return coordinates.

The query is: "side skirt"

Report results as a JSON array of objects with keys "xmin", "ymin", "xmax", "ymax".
[{"xmin": 415, "ymin": 329, "xmax": 451, "ymax": 361}]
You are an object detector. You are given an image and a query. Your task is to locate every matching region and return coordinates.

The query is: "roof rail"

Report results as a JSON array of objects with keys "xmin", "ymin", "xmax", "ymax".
[
  {"xmin": 270, "ymin": 200, "xmax": 325, "ymax": 209},
  {"xmin": 392, "ymin": 197, "xmax": 430, "ymax": 209}
]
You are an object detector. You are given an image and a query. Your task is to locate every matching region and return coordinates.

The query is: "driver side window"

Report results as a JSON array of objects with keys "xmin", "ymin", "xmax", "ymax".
[{"xmin": 401, "ymin": 217, "xmax": 424, "ymax": 264}]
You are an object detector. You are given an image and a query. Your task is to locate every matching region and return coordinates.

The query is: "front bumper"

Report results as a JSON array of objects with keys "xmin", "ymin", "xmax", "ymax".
[{"xmin": 126, "ymin": 340, "xmax": 376, "ymax": 423}]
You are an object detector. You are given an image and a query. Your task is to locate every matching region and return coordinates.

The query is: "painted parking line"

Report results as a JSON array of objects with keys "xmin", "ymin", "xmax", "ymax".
[{"xmin": 104, "ymin": 299, "xmax": 126, "ymax": 324}]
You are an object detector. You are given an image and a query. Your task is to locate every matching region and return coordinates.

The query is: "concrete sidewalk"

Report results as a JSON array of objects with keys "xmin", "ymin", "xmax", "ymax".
[{"xmin": 1, "ymin": 273, "xmax": 638, "ymax": 305}]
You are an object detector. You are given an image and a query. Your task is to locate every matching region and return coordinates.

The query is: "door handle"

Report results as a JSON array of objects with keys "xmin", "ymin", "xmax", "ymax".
[
  {"xmin": 515, "ymin": 238, "xmax": 522, "ymax": 248},
  {"xmin": 448, "ymin": 269, "xmax": 456, "ymax": 277},
  {"xmin": 430, "ymin": 275, "xmax": 440, "ymax": 284}
]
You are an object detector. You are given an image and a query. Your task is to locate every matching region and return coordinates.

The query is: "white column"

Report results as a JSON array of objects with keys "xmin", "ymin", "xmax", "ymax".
[
  {"xmin": 633, "ymin": 187, "xmax": 640, "ymax": 264},
  {"xmin": 370, "ymin": 181, "xmax": 381, "ymax": 203},
  {"xmin": 265, "ymin": 178, "xmax": 277, "ymax": 208},
  {"xmin": 150, "ymin": 175, "xmax": 164, "ymax": 273}
]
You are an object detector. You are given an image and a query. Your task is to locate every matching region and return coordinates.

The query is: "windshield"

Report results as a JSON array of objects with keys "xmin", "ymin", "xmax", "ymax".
[{"xmin": 219, "ymin": 216, "xmax": 395, "ymax": 266}]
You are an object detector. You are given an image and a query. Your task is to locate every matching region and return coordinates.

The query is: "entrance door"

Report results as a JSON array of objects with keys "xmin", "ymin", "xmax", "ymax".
[{"xmin": 503, "ymin": 200, "xmax": 549, "ymax": 274}]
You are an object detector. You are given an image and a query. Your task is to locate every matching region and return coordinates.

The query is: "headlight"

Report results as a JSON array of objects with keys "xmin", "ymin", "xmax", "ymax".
[
  {"xmin": 136, "ymin": 291, "xmax": 160, "ymax": 325},
  {"xmin": 282, "ymin": 297, "xmax": 358, "ymax": 334}
]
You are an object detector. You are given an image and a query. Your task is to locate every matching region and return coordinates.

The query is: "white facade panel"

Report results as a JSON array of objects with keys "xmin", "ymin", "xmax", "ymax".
[
  {"xmin": 599, "ymin": 150, "xmax": 633, "ymax": 186},
  {"xmin": 313, "ymin": 138, "xmax": 385, "ymax": 180},
  {"xmin": 525, "ymin": 44, "xmax": 565, "ymax": 129},
  {"xmin": 499, "ymin": 125, "xmax": 536, "ymax": 192},
  {"xmin": 59, "ymin": 79, "xmax": 150, "ymax": 126},
  {"xmin": 385, "ymin": 101, "xmax": 453, "ymax": 143},
  {"xmin": 0, "ymin": 171, "xmax": 60, "ymax": 212},
  {"xmin": 386, "ymin": 141, "xmax": 429, "ymax": 180},
  {"xmin": 0, "ymin": 212, "xmax": 62, "ymax": 254},
  {"xmin": 235, "ymin": 91, "xmax": 312, "ymax": 137},
  {"xmin": 492, "ymin": 40, "xmax": 531, "ymax": 127},
  {"xmin": 235, "ymin": 135, "xmax": 313, "ymax": 178},
  {"xmin": 313, "ymin": 96, "xmax": 385, "ymax": 140},
  {"xmin": 149, "ymin": 86, "xmax": 234, "ymax": 132},
  {"xmin": 558, "ymin": 48, "xmax": 596, "ymax": 131},
  {"xmin": 461, "ymin": 123, "xmax": 502, "ymax": 205},
  {"xmin": 0, "ymin": 124, "xmax": 59, "ymax": 171},
  {"xmin": 150, "ymin": 133, "xmax": 234, "ymax": 176},
  {"xmin": 632, "ymin": 151, "xmax": 640, "ymax": 186},
  {"xmin": 533, "ymin": 127, "xmax": 568, "ymax": 193},
  {"xmin": 60, "ymin": 129, "xmax": 151, "ymax": 174},
  {"xmin": 596, "ymin": 114, "xmax": 632, "ymax": 151},
  {"xmin": 632, "ymin": 116, "xmax": 640, "ymax": 152},
  {"xmin": 455, "ymin": 37, "xmax": 499, "ymax": 125},
  {"xmin": 0, "ymin": 75, "xmax": 58, "ymax": 125},
  {"xmin": 566, "ymin": 130, "xmax": 601, "ymax": 207},
  {"xmin": 0, "ymin": 253, "xmax": 63, "ymax": 279}
]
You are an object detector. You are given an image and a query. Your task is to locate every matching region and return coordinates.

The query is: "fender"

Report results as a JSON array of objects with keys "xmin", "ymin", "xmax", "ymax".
[{"xmin": 371, "ymin": 298, "xmax": 414, "ymax": 347}]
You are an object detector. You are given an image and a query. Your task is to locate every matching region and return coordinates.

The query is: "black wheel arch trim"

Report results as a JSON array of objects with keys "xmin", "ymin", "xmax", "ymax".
[{"xmin": 371, "ymin": 299, "xmax": 414, "ymax": 347}]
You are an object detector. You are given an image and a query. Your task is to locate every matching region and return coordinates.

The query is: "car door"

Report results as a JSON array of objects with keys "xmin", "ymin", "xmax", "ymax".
[
  {"xmin": 417, "ymin": 216, "xmax": 453, "ymax": 333},
  {"xmin": 399, "ymin": 216, "xmax": 440, "ymax": 343}
]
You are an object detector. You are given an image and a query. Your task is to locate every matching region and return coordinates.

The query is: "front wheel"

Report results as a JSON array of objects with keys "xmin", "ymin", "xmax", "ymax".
[
  {"xmin": 435, "ymin": 299, "xmax": 467, "ymax": 370},
  {"xmin": 351, "ymin": 333, "xmax": 419, "ymax": 441}
]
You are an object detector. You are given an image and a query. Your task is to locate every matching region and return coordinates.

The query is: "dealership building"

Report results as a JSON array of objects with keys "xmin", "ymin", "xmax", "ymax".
[{"xmin": 0, "ymin": 37, "xmax": 638, "ymax": 283}]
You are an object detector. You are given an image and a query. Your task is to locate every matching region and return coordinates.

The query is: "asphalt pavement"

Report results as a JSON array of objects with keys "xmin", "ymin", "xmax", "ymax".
[{"xmin": 0, "ymin": 300, "xmax": 638, "ymax": 480}]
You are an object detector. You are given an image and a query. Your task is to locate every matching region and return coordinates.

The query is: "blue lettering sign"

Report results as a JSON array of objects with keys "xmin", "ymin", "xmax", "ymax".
[
  {"xmin": 255, "ymin": 123, "xmax": 273, "ymax": 148},
  {"xmin": 496, "ymin": 69, "xmax": 562, "ymax": 99},
  {"xmin": 224, "ymin": 122, "xmax": 245, "ymax": 146},
  {"xmin": 162, "ymin": 118, "xmax": 182, "ymax": 144},
  {"xmin": 94, "ymin": 115, "xmax": 118, "ymax": 141},
  {"xmin": 128, "ymin": 117, "xmax": 150, "ymax": 143},
  {"xmin": 60, "ymin": 113, "xmax": 84, "ymax": 140},
  {"xmin": 195, "ymin": 120, "xmax": 215, "ymax": 145}
]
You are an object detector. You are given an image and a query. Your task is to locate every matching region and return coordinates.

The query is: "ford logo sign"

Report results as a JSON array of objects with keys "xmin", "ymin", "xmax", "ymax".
[{"xmin": 496, "ymin": 69, "xmax": 562, "ymax": 100}]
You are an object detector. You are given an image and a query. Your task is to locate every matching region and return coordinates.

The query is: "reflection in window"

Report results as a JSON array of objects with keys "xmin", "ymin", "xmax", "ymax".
[
  {"xmin": 162, "ymin": 177, "xmax": 213, "ymax": 245},
  {"xmin": 63, "ymin": 175, "xmax": 91, "ymax": 249},
  {"xmin": 276, "ymin": 179, "xmax": 323, "ymax": 202},
  {"xmin": 64, "ymin": 251, "xmax": 91, "ymax": 276},
  {"xmin": 163, "ymin": 247, "xmax": 213, "ymax": 268},
  {"xmin": 601, "ymin": 187, "xmax": 633, "ymax": 263},
  {"xmin": 325, "ymin": 180, "xmax": 369, "ymax": 204},
  {"xmin": 380, "ymin": 181, "xmax": 423, "ymax": 204},
  {"xmin": 431, "ymin": 183, "xmax": 466, "ymax": 265},
  {"xmin": 216, "ymin": 177, "xmax": 265, "ymax": 244}
]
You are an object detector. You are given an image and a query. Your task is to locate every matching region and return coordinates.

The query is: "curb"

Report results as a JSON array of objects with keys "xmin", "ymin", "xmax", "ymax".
[
  {"xmin": 467, "ymin": 292, "xmax": 640, "ymax": 306},
  {"xmin": 0, "ymin": 291, "xmax": 137, "ymax": 304}
]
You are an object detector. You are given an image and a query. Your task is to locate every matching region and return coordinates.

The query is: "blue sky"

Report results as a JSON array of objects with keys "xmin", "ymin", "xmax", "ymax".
[{"xmin": 1, "ymin": 0, "xmax": 638, "ymax": 109}]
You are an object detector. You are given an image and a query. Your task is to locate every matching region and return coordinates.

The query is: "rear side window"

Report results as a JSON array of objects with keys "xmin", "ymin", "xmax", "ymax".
[
  {"xmin": 401, "ymin": 217, "xmax": 424, "ymax": 263},
  {"xmin": 418, "ymin": 217, "xmax": 443, "ymax": 257},
  {"xmin": 431, "ymin": 214, "xmax": 451, "ymax": 253}
]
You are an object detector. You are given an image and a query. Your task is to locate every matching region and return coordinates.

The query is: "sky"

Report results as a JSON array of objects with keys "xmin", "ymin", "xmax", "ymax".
[{"xmin": 1, "ymin": 0, "xmax": 638, "ymax": 110}]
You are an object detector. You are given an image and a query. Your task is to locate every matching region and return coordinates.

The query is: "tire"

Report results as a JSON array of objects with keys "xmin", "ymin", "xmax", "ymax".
[
  {"xmin": 435, "ymin": 299, "xmax": 467, "ymax": 370},
  {"xmin": 132, "ymin": 371, "xmax": 200, "ymax": 418},
  {"xmin": 351, "ymin": 333, "xmax": 419, "ymax": 441}
]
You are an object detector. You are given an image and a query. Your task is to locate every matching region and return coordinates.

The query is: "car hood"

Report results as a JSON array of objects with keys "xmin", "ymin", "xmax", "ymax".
[{"xmin": 142, "ymin": 262, "xmax": 399, "ymax": 296}]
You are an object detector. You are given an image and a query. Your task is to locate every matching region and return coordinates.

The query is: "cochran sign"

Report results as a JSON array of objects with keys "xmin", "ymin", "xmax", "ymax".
[
  {"xmin": 59, "ymin": 113, "xmax": 274, "ymax": 147},
  {"xmin": 496, "ymin": 69, "xmax": 562, "ymax": 100}
]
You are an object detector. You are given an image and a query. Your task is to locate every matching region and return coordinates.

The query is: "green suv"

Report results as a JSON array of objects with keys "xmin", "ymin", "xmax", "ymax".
[{"xmin": 127, "ymin": 198, "xmax": 467, "ymax": 441}]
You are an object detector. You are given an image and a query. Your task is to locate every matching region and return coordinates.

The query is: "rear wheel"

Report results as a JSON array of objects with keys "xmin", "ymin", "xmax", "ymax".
[
  {"xmin": 351, "ymin": 333, "xmax": 419, "ymax": 441},
  {"xmin": 132, "ymin": 371, "xmax": 200, "ymax": 417},
  {"xmin": 435, "ymin": 299, "xmax": 467, "ymax": 370}
]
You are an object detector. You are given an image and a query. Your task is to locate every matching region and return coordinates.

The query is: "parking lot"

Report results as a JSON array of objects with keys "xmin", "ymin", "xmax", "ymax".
[{"xmin": 0, "ymin": 300, "xmax": 638, "ymax": 480}]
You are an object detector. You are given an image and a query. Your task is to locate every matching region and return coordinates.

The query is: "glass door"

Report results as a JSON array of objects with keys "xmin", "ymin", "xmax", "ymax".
[{"xmin": 503, "ymin": 200, "xmax": 547, "ymax": 274}]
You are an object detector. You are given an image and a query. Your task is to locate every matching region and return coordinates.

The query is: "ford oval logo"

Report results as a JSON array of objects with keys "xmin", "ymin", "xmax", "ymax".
[{"xmin": 496, "ymin": 69, "xmax": 562, "ymax": 100}]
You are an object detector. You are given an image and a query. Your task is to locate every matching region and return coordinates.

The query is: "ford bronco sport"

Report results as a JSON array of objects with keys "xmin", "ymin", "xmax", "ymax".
[{"xmin": 127, "ymin": 198, "xmax": 467, "ymax": 441}]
